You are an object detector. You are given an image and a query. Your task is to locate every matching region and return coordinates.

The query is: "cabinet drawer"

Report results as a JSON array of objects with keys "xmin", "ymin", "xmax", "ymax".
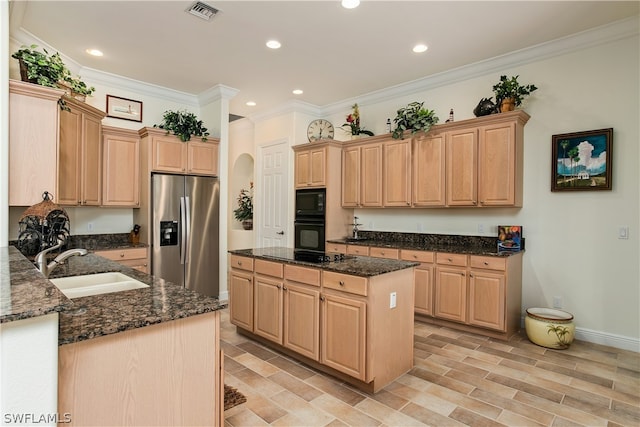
[
  {"xmin": 436, "ymin": 252, "xmax": 468, "ymax": 267},
  {"xmin": 470, "ymin": 255, "xmax": 506, "ymax": 271},
  {"xmin": 369, "ymin": 247, "xmax": 399, "ymax": 259},
  {"xmin": 323, "ymin": 271, "xmax": 368, "ymax": 297},
  {"xmin": 255, "ymin": 259, "xmax": 284, "ymax": 278},
  {"xmin": 284, "ymin": 264, "xmax": 320, "ymax": 287},
  {"xmin": 95, "ymin": 247, "xmax": 147, "ymax": 261},
  {"xmin": 326, "ymin": 243, "xmax": 347, "ymax": 254},
  {"xmin": 400, "ymin": 249, "xmax": 434, "ymax": 264},
  {"xmin": 346, "ymin": 245, "xmax": 370, "ymax": 256},
  {"xmin": 230, "ymin": 255, "xmax": 254, "ymax": 272}
]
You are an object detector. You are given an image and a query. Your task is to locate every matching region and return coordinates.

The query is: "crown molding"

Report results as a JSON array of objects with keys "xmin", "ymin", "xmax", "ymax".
[
  {"xmin": 248, "ymin": 99, "xmax": 322, "ymax": 122},
  {"xmin": 198, "ymin": 84, "xmax": 240, "ymax": 105}
]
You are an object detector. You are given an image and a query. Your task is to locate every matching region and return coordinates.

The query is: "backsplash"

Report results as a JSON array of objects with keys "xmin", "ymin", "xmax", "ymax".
[{"xmin": 355, "ymin": 231, "xmax": 523, "ymax": 251}]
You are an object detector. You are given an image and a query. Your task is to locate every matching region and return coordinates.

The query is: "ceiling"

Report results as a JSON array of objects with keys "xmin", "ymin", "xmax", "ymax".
[{"xmin": 9, "ymin": 1, "xmax": 639, "ymax": 119}]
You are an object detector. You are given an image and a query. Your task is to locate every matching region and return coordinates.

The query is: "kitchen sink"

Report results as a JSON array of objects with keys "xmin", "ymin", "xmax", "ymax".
[{"xmin": 50, "ymin": 272, "xmax": 149, "ymax": 299}]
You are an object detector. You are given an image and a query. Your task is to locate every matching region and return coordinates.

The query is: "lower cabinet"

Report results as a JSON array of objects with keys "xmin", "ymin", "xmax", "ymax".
[
  {"xmin": 228, "ymin": 255, "xmax": 414, "ymax": 393},
  {"xmin": 400, "ymin": 249, "xmax": 434, "ymax": 317},
  {"xmin": 94, "ymin": 247, "xmax": 148, "ymax": 273}
]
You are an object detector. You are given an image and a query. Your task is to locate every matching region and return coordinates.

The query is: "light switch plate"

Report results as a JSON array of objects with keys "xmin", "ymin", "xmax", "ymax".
[{"xmin": 390, "ymin": 292, "xmax": 397, "ymax": 309}]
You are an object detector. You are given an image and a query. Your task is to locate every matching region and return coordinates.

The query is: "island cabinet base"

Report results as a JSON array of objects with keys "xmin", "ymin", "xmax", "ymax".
[{"xmin": 58, "ymin": 312, "xmax": 222, "ymax": 426}]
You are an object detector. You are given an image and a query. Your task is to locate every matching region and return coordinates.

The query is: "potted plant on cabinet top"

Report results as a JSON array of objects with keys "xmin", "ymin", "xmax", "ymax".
[
  {"xmin": 342, "ymin": 103, "xmax": 374, "ymax": 139},
  {"xmin": 391, "ymin": 101, "xmax": 439, "ymax": 139},
  {"xmin": 492, "ymin": 75, "xmax": 538, "ymax": 112},
  {"xmin": 233, "ymin": 183, "xmax": 253, "ymax": 230},
  {"xmin": 154, "ymin": 109, "xmax": 210, "ymax": 142}
]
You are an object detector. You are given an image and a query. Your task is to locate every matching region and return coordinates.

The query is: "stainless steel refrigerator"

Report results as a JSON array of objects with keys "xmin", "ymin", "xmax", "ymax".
[{"xmin": 151, "ymin": 173, "xmax": 219, "ymax": 298}]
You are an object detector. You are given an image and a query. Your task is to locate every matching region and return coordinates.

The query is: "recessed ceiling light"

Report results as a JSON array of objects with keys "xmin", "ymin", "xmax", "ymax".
[
  {"xmin": 86, "ymin": 48, "xmax": 103, "ymax": 57},
  {"xmin": 246, "ymin": 101, "xmax": 257, "ymax": 107},
  {"xmin": 266, "ymin": 40, "xmax": 281, "ymax": 49},
  {"xmin": 342, "ymin": 0, "xmax": 360, "ymax": 9},
  {"xmin": 292, "ymin": 89, "xmax": 303, "ymax": 95},
  {"xmin": 412, "ymin": 44, "xmax": 428, "ymax": 53}
]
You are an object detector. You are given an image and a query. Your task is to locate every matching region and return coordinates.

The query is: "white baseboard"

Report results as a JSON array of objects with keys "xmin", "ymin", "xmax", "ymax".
[{"xmin": 520, "ymin": 316, "xmax": 639, "ymax": 352}]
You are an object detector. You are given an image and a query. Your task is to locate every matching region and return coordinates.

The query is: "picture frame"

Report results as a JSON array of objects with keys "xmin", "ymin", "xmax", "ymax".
[
  {"xmin": 551, "ymin": 128, "xmax": 613, "ymax": 192},
  {"xmin": 106, "ymin": 95, "xmax": 143, "ymax": 122}
]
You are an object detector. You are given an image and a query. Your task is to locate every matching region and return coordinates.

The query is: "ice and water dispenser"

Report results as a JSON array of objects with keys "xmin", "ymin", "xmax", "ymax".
[{"xmin": 160, "ymin": 221, "xmax": 178, "ymax": 246}]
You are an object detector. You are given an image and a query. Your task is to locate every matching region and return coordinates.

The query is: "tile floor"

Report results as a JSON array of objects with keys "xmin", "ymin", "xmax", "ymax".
[{"xmin": 220, "ymin": 308, "xmax": 639, "ymax": 426}]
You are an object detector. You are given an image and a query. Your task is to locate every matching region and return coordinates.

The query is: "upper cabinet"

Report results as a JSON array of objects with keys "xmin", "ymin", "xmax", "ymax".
[
  {"xmin": 102, "ymin": 126, "xmax": 140, "ymax": 207},
  {"xmin": 139, "ymin": 127, "xmax": 219, "ymax": 176},
  {"xmin": 294, "ymin": 145, "xmax": 327, "ymax": 188},
  {"xmin": 8, "ymin": 80, "xmax": 64, "ymax": 206},
  {"xmin": 342, "ymin": 110, "xmax": 529, "ymax": 209},
  {"xmin": 58, "ymin": 96, "xmax": 106, "ymax": 206}
]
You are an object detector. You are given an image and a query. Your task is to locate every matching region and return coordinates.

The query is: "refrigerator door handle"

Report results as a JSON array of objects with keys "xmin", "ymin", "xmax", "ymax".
[
  {"xmin": 180, "ymin": 196, "xmax": 187, "ymax": 265},
  {"xmin": 184, "ymin": 196, "xmax": 192, "ymax": 264}
]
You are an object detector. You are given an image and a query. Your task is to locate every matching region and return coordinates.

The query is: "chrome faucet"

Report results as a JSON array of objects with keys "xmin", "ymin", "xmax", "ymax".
[
  {"xmin": 352, "ymin": 216, "xmax": 362, "ymax": 240},
  {"xmin": 35, "ymin": 240, "xmax": 88, "ymax": 278}
]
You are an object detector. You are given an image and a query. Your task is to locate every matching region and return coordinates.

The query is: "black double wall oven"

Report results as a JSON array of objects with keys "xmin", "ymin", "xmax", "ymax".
[{"xmin": 294, "ymin": 188, "xmax": 326, "ymax": 256}]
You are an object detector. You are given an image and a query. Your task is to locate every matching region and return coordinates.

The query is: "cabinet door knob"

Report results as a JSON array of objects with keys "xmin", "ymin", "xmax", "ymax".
[
  {"xmin": 276, "ymin": 284, "xmax": 281, "ymax": 289},
  {"xmin": 237, "ymin": 261, "xmax": 242, "ymax": 265},
  {"xmin": 320, "ymin": 296, "xmax": 325, "ymax": 301},
  {"xmin": 484, "ymin": 261, "xmax": 489, "ymax": 265},
  {"xmin": 339, "ymin": 281, "xmax": 345, "ymax": 286},
  {"xmin": 448, "ymin": 258, "xmax": 453, "ymax": 262},
  {"xmin": 277, "ymin": 231, "xmax": 284, "ymax": 235},
  {"xmin": 283, "ymin": 286, "xmax": 287, "ymax": 291},
  {"xmin": 120, "ymin": 253, "xmax": 125, "ymax": 258}
]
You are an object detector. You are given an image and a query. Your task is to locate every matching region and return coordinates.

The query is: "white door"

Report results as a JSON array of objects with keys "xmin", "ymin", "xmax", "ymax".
[{"xmin": 258, "ymin": 140, "xmax": 289, "ymax": 247}]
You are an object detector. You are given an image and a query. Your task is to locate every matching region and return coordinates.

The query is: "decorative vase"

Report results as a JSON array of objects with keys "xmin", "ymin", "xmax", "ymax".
[
  {"xmin": 525, "ymin": 308, "xmax": 575, "ymax": 349},
  {"xmin": 18, "ymin": 59, "xmax": 36, "ymax": 83},
  {"xmin": 500, "ymin": 98, "xmax": 516, "ymax": 112},
  {"xmin": 241, "ymin": 219, "xmax": 253, "ymax": 230},
  {"xmin": 350, "ymin": 134, "xmax": 361, "ymax": 140}
]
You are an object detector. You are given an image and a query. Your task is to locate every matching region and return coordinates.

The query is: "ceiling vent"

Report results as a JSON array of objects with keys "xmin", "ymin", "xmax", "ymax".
[{"xmin": 186, "ymin": 2, "xmax": 219, "ymax": 21}]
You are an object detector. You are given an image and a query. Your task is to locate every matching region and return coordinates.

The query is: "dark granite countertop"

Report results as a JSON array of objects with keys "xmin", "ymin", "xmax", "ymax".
[
  {"xmin": 229, "ymin": 247, "xmax": 419, "ymax": 277},
  {"xmin": 1, "ymin": 246, "xmax": 226, "ymax": 345},
  {"xmin": 327, "ymin": 231, "xmax": 524, "ymax": 257},
  {"xmin": 0, "ymin": 246, "xmax": 72, "ymax": 323}
]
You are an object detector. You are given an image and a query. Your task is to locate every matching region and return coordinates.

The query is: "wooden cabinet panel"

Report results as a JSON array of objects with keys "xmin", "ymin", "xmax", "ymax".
[
  {"xmin": 412, "ymin": 132, "xmax": 446, "ymax": 207},
  {"xmin": 414, "ymin": 265, "xmax": 433, "ymax": 316},
  {"xmin": 369, "ymin": 247, "xmax": 399, "ymax": 259},
  {"xmin": 341, "ymin": 146, "xmax": 360, "ymax": 207},
  {"xmin": 468, "ymin": 270, "xmax": 505, "ymax": 331},
  {"xmin": 229, "ymin": 270, "xmax": 254, "ymax": 331},
  {"xmin": 102, "ymin": 126, "xmax": 140, "ymax": 207},
  {"xmin": 400, "ymin": 249, "xmax": 435, "ymax": 264},
  {"xmin": 95, "ymin": 247, "xmax": 148, "ymax": 273},
  {"xmin": 434, "ymin": 266, "xmax": 467, "ymax": 323},
  {"xmin": 361, "ymin": 143, "xmax": 383, "ymax": 207},
  {"xmin": 294, "ymin": 146, "xmax": 326, "ymax": 188},
  {"xmin": 383, "ymin": 139, "xmax": 411, "ymax": 207},
  {"xmin": 478, "ymin": 121, "xmax": 517, "ymax": 206},
  {"xmin": 436, "ymin": 252, "xmax": 468, "ymax": 267},
  {"xmin": 254, "ymin": 276, "xmax": 283, "ymax": 343},
  {"xmin": 346, "ymin": 245, "xmax": 369, "ymax": 257},
  {"xmin": 152, "ymin": 135, "xmax": 187, "ymax": 173},
  {"xmin": 283, "ymin": 282, "xmax": 320, "ymax": 360},
  {"xmin": 230, "ymin": 255, "xmax": 254, "ymax": 272},
  {"xmin": 326, "ymin": 243, "xmax": 347, "ymax": 255},
  {"xmin": 323, "ymin": 271, "xmax": 368, "ymax": 296},
  {"xmin": 9, "ymin": 80, "xmax": 63, "ymax": 206},
  {"xmin": 321, "ymin": 292, "xmax": 366, "ymax": 381},
  {"xmin": 470, "ymin": 255, "xmax": 506, "ymax": 271},
  {"xmin": 284, "ymin": 264, "xmax": 320, "ymax": 287},
  {"xmin": 187, "ymin": 140, "xmax": 218, "ymax": 176},
  {"xmin": 58, "ymin": 97, "xmax": 105, "ymax": 206},
  {"xmin": 446, "ymin": 128, "xmax": 478, "ymax": 206},
  {"xmin": 255, "ymin": 259, "xmax": 284, "ymax": 278}
]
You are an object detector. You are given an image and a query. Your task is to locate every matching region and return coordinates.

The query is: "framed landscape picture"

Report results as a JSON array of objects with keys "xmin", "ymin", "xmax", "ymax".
[
  {"xmin": 106, "ymin": 95, "xmax": 143, "ymax": 122},
  {"xmin": 551, "ymin": 128, "xmax": 612, "ymax": 192}
]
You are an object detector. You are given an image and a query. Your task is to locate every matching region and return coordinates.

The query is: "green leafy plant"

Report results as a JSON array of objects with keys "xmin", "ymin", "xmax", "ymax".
[
  {"xmin": 233, "ymin": 183, "xmax": 253, "ymax": 222},
  {"xmin": 67, "ymin": 78, "xmax": 95, "ymax": 97},
  {"xmin": 391, "ymin": 101, "xmax": 439, "ymax": 139},
  {"xmin": 155, "ymin": 109, "xmax": 209, "ymax": 142},
  {"xmin": 12, "ymin": 44, "xmax": 70, "ymax": 88},
  {"xmin": 342, "ymin": 103, "xmax": 374, "ymax": 136},
  {"xmin": 492, "ymin": 75, "xmax": 538, "ymax": 107}
]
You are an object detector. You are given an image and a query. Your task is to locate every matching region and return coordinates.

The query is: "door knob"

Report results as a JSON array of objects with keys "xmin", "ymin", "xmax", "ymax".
[{"xmin": 276, "ymin": 231, "xmax": 284, "ymax": 235}]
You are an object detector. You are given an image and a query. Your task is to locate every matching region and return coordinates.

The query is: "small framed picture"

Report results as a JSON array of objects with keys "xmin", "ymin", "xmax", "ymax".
[
  {"xmin": 106, "ymin": 95, "xmax": 143, "ymax": 122},
  {"xmin": 551, "ymin": 128, "xmax": 613, "ymax": 192}
]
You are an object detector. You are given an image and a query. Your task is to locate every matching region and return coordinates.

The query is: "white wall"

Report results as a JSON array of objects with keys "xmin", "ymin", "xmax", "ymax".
[{"xmin": 242, "ymin": 30, "xmax": 639, "ymax": 349}]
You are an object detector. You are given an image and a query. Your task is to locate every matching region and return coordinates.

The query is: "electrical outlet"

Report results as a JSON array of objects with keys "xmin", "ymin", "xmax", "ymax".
[
  {"xmin": 618, "ymin": 226, "xmax": 629, "ymax": 239},
  {"xmin": 389, "ymin": 292, "xmax": 397, "ymax": 309},
  {"xmin": 87, "ymin": 222, "xmax": 94, "ymax": 232},
  {"xmin": 553, "ymin": 296, "xmax": 563, "ymax": 309},
  {"xmin": 368, "ymin": 221, "xmax": 374, "ymax": 229},
  {"xmin": 417, "ymin": 223, "xmax": 424, "ymax": 232},
  {"xmin": 478, "ymin": 223, "xmax": 484, "ymax": 233}
]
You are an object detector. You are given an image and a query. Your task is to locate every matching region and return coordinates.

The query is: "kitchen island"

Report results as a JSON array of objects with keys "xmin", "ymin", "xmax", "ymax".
[
  {"xmin": 228, "ymin": 247, "xmax": 419, "ymax": 393},
  {"xmin": 1, "ymin": 246, "xmax": 226, "ymax": 426}
]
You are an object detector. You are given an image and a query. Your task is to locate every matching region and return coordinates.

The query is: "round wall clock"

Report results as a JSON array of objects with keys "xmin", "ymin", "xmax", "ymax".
[{"xmin": 307, "ymin": 119, "xmax": 334, "ymax": 142}]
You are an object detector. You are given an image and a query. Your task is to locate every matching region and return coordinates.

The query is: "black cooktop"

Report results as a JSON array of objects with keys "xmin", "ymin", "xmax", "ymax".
[{"xmin": 293, "ymin": 250, "xmax": 349, "ymax": 264}]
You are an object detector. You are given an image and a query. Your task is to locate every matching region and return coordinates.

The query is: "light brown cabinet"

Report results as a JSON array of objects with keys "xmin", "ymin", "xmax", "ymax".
[
  {"xmin": 8, "ymin": 80, "xmax": 64, "ymax": 206},
  {"xmin": 445, "ymin": 128, "xmax": 478, "ymax": 206},
  {"xmin": 102, "ymin": 126, "xmax": 140, "ymax": 207},
  {"xmin": 382, "ymin": 138, "xmax": 411, "ymax": 207},
  {"xmin": 228, "ymin": 255, "xmax": 414, "ymax": 393},
  {"xmin": 341, "ymin": 142, "xmax": 383, "ymax": 207},
  {"xmin": 400, "ymin": 249, "xmax": 435, "ymax": 316},
  {"xmin": 58, "ymin": 96, "xmax": 106, "ymax": 206},
  {"xmin": 141, "ymin": 127, "xmax": 219, "ymax": 176},
  {"xmin": 94, "ymin": 247, "xmax": 149, "ymax": 273},
  {"xmin": 412, "ymin": 132, "xmax": 446, "ymax": 207},
  {"xmin": 294, "ymin": 145, "xmax": 327, "ymax": 188}
]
